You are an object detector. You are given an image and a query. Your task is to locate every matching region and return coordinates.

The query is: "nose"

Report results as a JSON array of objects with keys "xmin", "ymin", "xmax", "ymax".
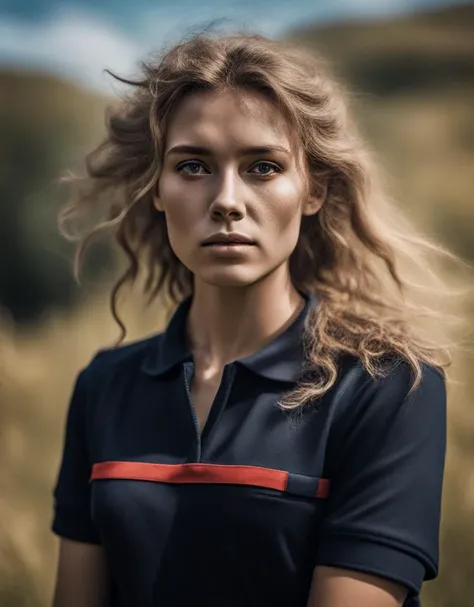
[{"xmin": 209, "ymin": 170, "xmax": 245, "ymax": 222}]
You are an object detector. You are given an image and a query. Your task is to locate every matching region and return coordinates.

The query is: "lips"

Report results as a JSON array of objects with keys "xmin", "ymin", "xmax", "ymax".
[{"xmin": 202, "ymin": 233, "xmax": 256, "ymax": 246}]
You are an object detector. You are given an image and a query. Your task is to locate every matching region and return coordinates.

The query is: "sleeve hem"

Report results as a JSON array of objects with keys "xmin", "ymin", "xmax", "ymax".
[
  {"xmin": 314, "ymin": 535, "xmax": 433, "ymax": 595},
  {"xmin": 52, "ymin": 521, "xmax": 101, "ymax": 545},
  {"xmin": 51, "ymin": 506, "xmax": 101, "ymax": 545}
]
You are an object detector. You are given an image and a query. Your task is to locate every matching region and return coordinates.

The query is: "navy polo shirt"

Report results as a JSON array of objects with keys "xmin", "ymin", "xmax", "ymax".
[{"xmin": 52, "ymin": 293, "xmax": 446, "ymax": 607}]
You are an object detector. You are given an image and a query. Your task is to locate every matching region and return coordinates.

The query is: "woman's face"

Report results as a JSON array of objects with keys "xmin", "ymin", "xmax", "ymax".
[{"xmin": 155, "ymin": 88, "xmax": 322, "ymax": 288}]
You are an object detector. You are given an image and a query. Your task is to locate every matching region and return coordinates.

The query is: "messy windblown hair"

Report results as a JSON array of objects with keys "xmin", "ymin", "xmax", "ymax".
[{"xmin": 59, "ymin": 31, "xmax": 472, "ymax": 409}]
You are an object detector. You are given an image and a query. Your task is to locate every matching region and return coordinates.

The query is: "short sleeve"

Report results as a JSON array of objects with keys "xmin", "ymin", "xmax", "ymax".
[
  {"xmin": 315, "ymin": 362, "xmax": 447, "ymax": 596},
  {"xmin": 51, "ymin": 366, "xmax": 100, "ymax": 544}
]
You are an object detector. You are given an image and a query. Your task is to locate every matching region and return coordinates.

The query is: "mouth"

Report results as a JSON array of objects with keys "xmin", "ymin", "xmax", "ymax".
[{"xmin": 201, "ymin": 233, "xmax": 256, "ymax": 247}]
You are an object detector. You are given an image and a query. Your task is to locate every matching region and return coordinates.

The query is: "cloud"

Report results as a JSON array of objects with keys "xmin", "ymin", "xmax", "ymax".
[
  {"xmin": 0, "ymin": 6, "xmax": 143, "ymax": 93},
  {"xmin": 0, "ymin": 0, "xmax": 459, "ymax": 92},
  {"xmin": 0, "ymin": 2, "xmax": 308, "ymax": 92}
]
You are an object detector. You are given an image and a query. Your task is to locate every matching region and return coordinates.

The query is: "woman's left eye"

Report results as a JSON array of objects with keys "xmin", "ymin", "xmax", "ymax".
[{"xmin": 249, "ymin": 162, "xmax": 281, "ymax": 176}]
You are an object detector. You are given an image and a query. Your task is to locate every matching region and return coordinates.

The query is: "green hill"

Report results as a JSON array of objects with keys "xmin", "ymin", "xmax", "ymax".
[
  {"xmin": 289, "ymin": 3, "xmax": 474, "ymax": 95},
  {"xmin": 288, "ymin": 3, "xmax": 474, "ymax": 263},
  {"xmin": 0, "ymin": 69, "xmax": 111, "ymax": 322}
]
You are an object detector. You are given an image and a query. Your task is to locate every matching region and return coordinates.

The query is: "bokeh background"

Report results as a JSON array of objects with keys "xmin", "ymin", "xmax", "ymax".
[{"xmin": 1, "ymin": 1, "xmax": 473, "ymax": 605}]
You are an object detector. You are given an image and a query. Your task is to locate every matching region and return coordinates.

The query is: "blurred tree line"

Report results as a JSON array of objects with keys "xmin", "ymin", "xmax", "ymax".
[{"xmin": 0, "ymin": 70, "xmax": 113, "ymax": 324}]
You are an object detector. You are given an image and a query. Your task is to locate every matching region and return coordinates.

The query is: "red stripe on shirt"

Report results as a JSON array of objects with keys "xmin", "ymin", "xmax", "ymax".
[{"xmin": 91, "ymin": 461, "xmax": 329, "ymax": 498}]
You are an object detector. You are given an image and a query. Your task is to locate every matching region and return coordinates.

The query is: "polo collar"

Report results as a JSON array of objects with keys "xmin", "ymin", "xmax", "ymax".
[{"xmin": 141, "ymin": 292, "xmax": 319, "ymax": 383}]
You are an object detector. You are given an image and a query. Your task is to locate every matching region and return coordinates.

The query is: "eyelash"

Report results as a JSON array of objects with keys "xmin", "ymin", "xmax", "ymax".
[{"xmin": 175, "ymin": 160, "xmax": 282, "ymax": 177}]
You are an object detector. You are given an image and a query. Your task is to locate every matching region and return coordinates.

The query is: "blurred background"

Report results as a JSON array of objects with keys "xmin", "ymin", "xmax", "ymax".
[{"xmin": 0, "ymin": 1, "xmax": 473, "ymax": 605}]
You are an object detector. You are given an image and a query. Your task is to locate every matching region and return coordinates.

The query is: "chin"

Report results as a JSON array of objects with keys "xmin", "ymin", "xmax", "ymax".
[{"xmin": 197, "ymin": 267, "xmax": 264, "ymax": 288}]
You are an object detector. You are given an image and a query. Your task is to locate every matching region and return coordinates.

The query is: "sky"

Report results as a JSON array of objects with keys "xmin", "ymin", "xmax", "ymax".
[{"xmin": 0, "ymin": 0, "xmax": 470, "ymax": 93}]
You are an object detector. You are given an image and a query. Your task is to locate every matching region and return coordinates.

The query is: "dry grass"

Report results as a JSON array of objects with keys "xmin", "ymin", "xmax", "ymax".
[
  {"xmin": 0, "ymin": 287, "xmax": 168, "ymax": 606},
  {"xmin": 0, "ymin": 271, "xmax": 473, "ymax": 607}
]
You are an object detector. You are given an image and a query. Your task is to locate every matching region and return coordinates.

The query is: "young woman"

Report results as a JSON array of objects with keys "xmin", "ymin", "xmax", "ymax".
[{"xmin": 50, "ymin": 32, "xmax": 461, "ymax": 607}]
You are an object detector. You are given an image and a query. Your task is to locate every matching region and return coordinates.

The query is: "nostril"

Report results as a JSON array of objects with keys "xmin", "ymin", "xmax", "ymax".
[{"xmin": 211, "ymin": 209, "xmax": 244, "ymax": 220}]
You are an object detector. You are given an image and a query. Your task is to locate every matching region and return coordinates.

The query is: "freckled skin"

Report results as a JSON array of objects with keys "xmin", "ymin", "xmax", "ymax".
[{"xmin": 155, "ymin": 89, "xmax": 321, "ymax": 288}]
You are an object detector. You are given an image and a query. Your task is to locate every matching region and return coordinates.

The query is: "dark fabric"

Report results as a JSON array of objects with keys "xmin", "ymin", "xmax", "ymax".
[
  {"xmin": 286, "ymin": 472, "xmax": 322, "ymax": 498},
  {"xmin": 52, "ymin": 293, "xmax": 446, "ymax": 606},
  {"xmin": 52, "ymin": 369, "xmax": 100, "ymax": 544}
]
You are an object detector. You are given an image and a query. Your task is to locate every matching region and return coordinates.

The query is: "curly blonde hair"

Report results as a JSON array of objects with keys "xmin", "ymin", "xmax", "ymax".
[{"xmin": 59, "ymin": 31, "xmax": 472, "ymax": 409}]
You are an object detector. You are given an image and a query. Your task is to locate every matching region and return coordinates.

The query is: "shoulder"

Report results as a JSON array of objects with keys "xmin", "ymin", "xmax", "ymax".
[
  {"xmin": 336, "ymin": 354, "xmax": 445, "ymax": 409},
  {"xmin": 81, "ymin": 331, "xmax": 165, "ymax": 384},
  {"xmin": 326, "ymin": 355, "xmax": 446, "ymax": 450},
  {"xmin": 322, "ymin": 355, "xmax": 447, "ymax": 493}
]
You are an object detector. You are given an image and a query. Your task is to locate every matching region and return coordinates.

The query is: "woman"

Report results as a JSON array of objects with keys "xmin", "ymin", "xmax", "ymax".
[{"xmin": 51, "ymin": 32, "xmax": 459, "ymax": 607}]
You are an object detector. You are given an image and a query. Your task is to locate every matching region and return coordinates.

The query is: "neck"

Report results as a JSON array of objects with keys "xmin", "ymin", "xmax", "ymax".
[{"xmin": 187, "ymin": 265, "xmax": 305, "ymax": 372}]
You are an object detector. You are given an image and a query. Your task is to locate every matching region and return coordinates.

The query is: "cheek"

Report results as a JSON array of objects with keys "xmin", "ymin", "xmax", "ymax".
[
  {"xmin": 156, "ymin": 182, "xmax": 198, "ymax": 266},
  {"xmin": 158, "ymin": 176, "xmax": 199, "ymax": 233},
  {"xmin": 257, "ymin": 180, "xmax": 304, "ymax": 238}
]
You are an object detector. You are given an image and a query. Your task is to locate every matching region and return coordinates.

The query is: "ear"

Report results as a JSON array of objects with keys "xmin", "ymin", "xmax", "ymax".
[
  {"xmin": 302, "ymin": 178, "xmax": 327, "ymax": 216},
  {"xmin": 153, "ymin": 183, "xmax": 164, "ymax": 212}
]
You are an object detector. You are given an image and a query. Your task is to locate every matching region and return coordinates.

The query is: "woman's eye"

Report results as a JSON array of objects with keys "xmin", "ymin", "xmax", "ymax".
[
  {"xmin": 250, "ymin": 162, "xmax": 281, "ymax": 176},
  {"xmin": 176, "ymin": 161, "xmax": 208, "ymax": 175}
]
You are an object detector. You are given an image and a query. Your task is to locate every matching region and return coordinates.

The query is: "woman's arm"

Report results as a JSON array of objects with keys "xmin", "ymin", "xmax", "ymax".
[
  {"xmin": 51, "ymin": 363, "xmax": 108, "ymax": 606},
  {"xmin": 307, "ymin": 566, "xmax": 407, "ymax": 607},
  {"xmin": 310, "ymin": 363, "xmax": 446, "ymax": 604},
  {"xmin": 52, "ymin": 538, "xmax": 109, "ymax": 607}
]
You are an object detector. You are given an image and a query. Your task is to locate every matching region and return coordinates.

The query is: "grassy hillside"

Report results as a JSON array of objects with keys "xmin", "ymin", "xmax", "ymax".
[
  {"xmin": 0, "ymin": 3, "xmax": 474, "ymax": 606},
  {"xmin": 289, "ymin": 2, "xmax": 474, "ymax": 263},
  {"xmin": 290, "ymin": 3, "xmax": 474, "ymax": 95}
]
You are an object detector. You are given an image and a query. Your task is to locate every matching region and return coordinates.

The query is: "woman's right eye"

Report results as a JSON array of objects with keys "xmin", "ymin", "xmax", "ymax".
[{"xmin": 176, "ymin": 161, "xmax": 209, "ymax": 175}]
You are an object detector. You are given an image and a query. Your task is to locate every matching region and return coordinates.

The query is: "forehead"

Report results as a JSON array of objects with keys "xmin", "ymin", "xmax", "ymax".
[{"xmin": 164, "ymin": 88, "xmax": 298, "ymax": 152}]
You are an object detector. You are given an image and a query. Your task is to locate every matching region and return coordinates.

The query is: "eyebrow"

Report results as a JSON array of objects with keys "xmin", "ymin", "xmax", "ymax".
[{"xmin": 165, "ymin": 144, "xmax": 291, "ymax": 157}]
